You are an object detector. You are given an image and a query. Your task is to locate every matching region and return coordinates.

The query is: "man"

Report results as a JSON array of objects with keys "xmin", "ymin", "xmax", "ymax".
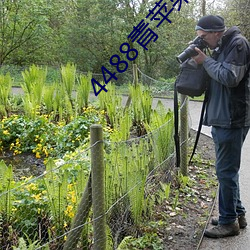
[{"xmin": 192, "ymin": 15, "xmax": 250, "ymax": 238}]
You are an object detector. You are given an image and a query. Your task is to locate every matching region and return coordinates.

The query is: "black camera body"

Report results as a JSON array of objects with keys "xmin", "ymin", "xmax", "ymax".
[{"xmin": 176, "ymin": 36, "xmax": 208, "ymax": 64}]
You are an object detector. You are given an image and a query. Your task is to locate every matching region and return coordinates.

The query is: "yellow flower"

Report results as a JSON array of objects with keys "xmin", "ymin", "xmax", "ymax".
[
  {"xmin": 36, "ymin": 152, "xmax": 41, "ymax": 159},
  {"xmin": 12, "ymin": 207, "xmax": 17, "ymax": 212},
  {"xmin": 71, "ymin": 195, "xmax": 76, "ymax": 204},
  {"xmin": 32, "ymin": 193, "xmax": 42, "ymax": 201},
  {"xmin": 26, "ymin": 183, "xmax": 37, "ymax": 191},
  {"xmin": 65, "ymin": 205, "xmax": 74, "ymax": 218},
  {"xmin": 3, "ymin": 130, "xmax": 9, "ymax": 135},
  {"xmin": 43, "ymin": 147, "xmax": 49, "ymax": 157}
]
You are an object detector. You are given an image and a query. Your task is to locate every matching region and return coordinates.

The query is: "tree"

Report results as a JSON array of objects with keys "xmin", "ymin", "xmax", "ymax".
[
  {"xmin": 0, "ymin": 0, "xmax": 51, "ymax": 65},
  {"xmin": 223, "ymin": 0, "xmax": 250, "ymax": 39}
]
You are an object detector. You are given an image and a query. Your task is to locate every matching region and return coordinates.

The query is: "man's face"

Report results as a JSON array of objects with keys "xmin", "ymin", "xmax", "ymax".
[{"xmin": 196, "ymin": 30, "xmax": 222, "ymax": 49}]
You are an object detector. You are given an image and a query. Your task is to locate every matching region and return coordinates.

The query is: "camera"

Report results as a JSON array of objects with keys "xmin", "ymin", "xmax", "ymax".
[{"xmin": 176, "ymin": 36, "xmax": 208, "ymax": 64}]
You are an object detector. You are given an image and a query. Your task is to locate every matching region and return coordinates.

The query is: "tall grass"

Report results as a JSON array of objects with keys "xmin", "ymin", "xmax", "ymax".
[
  {"xmin": 0, "ymin": 73, "xmax": 12, "ymax": 116},
  {"xmin": 61, "ymin": 63, "xmax": 76, "ymax": 103},
  {"xmin": 21, "ymin": 65, "xmax": 47, "ymax": 118},
  {"xmin": 145, "ymin": 100, "xmax": 175, "ymax": 164},
  {"xmin": 76, "ymin": 72, "xmax": 92, "ymax": 112}
]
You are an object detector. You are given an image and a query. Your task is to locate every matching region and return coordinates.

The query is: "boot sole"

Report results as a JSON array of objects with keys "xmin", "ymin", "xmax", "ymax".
[{"xmin": 205, "ymin": 230, "xmax": 240, "ymax": 238}]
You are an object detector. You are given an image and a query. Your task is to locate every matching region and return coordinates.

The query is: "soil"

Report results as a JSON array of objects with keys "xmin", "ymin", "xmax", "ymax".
[
  {"xmin": 0, "ymin": 152, "xmax": 45, "ymax": 180},
  {"xmin": 158, "ymin": 130, "xmax": 217, "ymax": 250}
]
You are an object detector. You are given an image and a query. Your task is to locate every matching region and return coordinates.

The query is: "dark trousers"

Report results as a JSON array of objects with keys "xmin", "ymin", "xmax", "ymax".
[{"xmin": 211, "ymin": 126, "xmax": 249, "ymax": 225}]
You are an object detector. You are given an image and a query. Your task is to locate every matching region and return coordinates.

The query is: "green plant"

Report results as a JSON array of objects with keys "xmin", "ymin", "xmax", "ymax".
[
  {"xmin": 172, "ymin": 190, "xmax": 180, "ymax": 210},
  {"xmin": 117, "ymin": 233, "xmax": 163, "ymax": 250},
  {"xmin": 0, "ymin": 107, "xmax": 103, "ymax": 158},
  {"xmin": 0, "ymin": 73, "xmax": 12, "ymax": 117},
  {"xmin": 43, "ymin": 84, "xmax": 56, "ymax": 114},
  {"xmin": 76, "ymin": 72, "xmax": 92, "ymax": 111},
  {"xmin": 109, "ymin": 109, "xmax": 132, "ymax": 141},
  {"xmin": 12, "ymin": 177, "xmax": 49, "ymax": 241},
  {"xmin": 129, "ymin": 84, "xmax": 153, "ymax": 126},
  {"xmin": 13, "ymin": 233, "xmax": 49, "ymax": 250},
  {"xmin": 105, "ymin": 136, "xmax": 153, "ymax": 234},
  {"xmin": 0, "ymin": 161, "xmax": 15, "ymax": 222},
  {"xmin": 60, "ymin": 63, "xmax": 76, "ymax": 102},
  {"xmin": 98, "ymin": 84, "xmax": 122, "ymax": 128},
  {"xmin": 21, "ymin": 65, "xmax": 47, "ymax": 118},
  {"xmin": 145, "ymin": 100, "xmax": 174, "ymax": 163},
  {"xmin": 157, "ymin": 182, "xmax": 171, "ymax": 204},
  {"xmin": 178, "ymin": 173, "xmax": 191, "ymax": 189}
]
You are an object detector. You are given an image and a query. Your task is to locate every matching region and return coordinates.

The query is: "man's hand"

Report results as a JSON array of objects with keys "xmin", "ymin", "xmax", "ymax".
[{"xmin": 192, "ymin": 47, "xmax": 207, "ymax": 64}]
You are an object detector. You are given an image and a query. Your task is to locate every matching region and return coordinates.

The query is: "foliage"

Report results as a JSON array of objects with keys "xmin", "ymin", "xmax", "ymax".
[
  {"xmin": 12, "ymin": 176, "xmax": 49, "ymax": 241},
  {"xmin": 0, "ymin": 0, "xmax": 52, "ymax": 65},
  {"xmin": 0, "ymin": 73, "xmax": 12, "ymax": 116},
  {"xmin": 76, "ymin": 72, "xmax": 92, "ymax": 110},
  {"xmin": 0, "ymin": 0, "xmax": 245, "ymax": 84},
  {"xmin": 13, "ymin": 235, "xmax": 46, "ymax": 250},
  {"xmin": 129, "ymin": 83, "xmax": 153, "ymax": 136},
  {"xmin": 0, "ymin": 161, "xmax": 15, "ymax": 222},
  {"xmin": 0, "ymin": 108, "xmax": 102, "ymax": 158},
  {"xmin": 145, "ymin": 100, "xmax": 175, "ymax": 163},
  {"xmin": 61, "ymin": 63, "xmax": 76, "ymax": 102},
  {"xmin": 0, "ymin": 150, "xmax": 91, "ymax": 249},
  {"xmin": 98, "ymin": 84, "xmax": 123, "ymax": 128},
  {"xmin": 0, "ymin": 76, "xmax": 177, "ymax": 248},
  {"xmin": 117, "ymin": 233, "xmax": 163, "ymax": 250},
  {"xmin": 21, "ymin": 65, "xmax": 47, "ymax": 118},
  {"xmin": 0, "ymin": 0, "xmax": 222, "ymax": 80}
]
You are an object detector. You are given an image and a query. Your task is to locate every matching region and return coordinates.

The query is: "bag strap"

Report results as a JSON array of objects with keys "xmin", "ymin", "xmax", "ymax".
[
  {"xmin": 188, "ymin": 91, "xmax": 208, "ymax": 164},
  {"xmin": 188, "ymin": 48, "xmax": 210, "ymax": 163},
  {"xmin": 174, "ymin": 80, "xmax": 180, "ymax": 168}
]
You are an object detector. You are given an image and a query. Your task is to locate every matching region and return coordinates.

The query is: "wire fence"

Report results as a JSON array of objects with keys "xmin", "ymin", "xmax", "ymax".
[
  {"xmin": 0, "ymin": 115, "xmax": 189, "ymax": 249},
  {"xmin": 0, "ymin": 66, "xmax": 191, "ymax": 249}
]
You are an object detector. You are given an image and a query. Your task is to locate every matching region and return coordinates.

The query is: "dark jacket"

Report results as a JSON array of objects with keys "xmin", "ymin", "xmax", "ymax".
[{"xmin": 203, "ymin": 26, "xmax": 250, "ymax": 128}]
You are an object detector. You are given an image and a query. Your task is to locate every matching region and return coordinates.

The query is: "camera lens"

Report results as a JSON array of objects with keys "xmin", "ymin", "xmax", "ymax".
[
  {"xmin": 176, "ymin": 45, "xmax": 198, "ymax": 63},
  {"xmin": 176, "ymin": 37, "xmax": 208, "ymax": 63}
]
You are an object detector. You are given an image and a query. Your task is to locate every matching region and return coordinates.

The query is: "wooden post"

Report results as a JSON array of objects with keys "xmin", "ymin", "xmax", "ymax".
[
  {"xmin": 133, "ymin": 63, "xmax": 138, "ymax": 86},
  {"xmin": 63, "ymin": 175, "xmax": 92, "ymax": 250},
  {"xmin": 91, "ymin": 124, "xmax": 106, "ymax": 250},
  {"xmin": 125, "ymin": 64, "xmax": 138, "ymax": 110},
  {"xmin": 180, "ymin": 94, "xmax": 189, "ymax": 176}
]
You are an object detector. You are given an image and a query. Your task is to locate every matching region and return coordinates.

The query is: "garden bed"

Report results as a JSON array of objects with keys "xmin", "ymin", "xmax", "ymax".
[{"xmin": 160, "ymin": 131, "xmax": 217, "ymax": 250}]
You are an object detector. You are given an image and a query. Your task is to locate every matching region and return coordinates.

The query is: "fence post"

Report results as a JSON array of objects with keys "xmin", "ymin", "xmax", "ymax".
[
  {"xmin": 125, "ymin": 64, "xmax": 138, "ymax": 109},
  {"xmin": 133, "ymin": 63, "xmax": 138, "ymax": 86},
  {"xmin": 180, "ymin": 94, "xmax": 188, "ymax": 176},
  {"xmin": 63, "ymin": 175, "xmax": 92, "ymax": 250},
  {"xmin": 91, "ymin": 124, "xmax": 106, "ymax": 250}
]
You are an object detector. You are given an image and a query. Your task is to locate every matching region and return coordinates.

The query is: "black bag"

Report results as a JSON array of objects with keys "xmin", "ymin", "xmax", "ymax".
[
  {"xmin": 175, "ymin": 58, "xmax": 209, "ymax": 97},
  {"xmin": 174, "ymin": 58, "xmax": 209, "ymax": 168}
]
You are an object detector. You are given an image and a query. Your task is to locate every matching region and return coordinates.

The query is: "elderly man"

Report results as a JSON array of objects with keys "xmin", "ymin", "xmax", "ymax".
[{"xmin": 192, "ymin": 15, "xmax": 250, "ymax": 238}]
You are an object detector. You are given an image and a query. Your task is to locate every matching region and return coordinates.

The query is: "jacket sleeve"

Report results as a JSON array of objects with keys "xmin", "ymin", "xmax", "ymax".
[{"xmin": 203, "ymin": 38, "xmax": 250, "ymax": 87}]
